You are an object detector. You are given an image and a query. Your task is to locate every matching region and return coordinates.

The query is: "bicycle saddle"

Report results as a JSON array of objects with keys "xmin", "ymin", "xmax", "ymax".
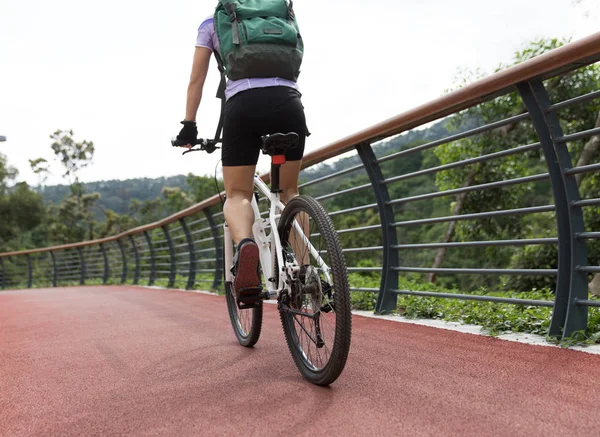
[{"xmin": 261, "ymin": 132, "xmax": 299, "ymax": 156}]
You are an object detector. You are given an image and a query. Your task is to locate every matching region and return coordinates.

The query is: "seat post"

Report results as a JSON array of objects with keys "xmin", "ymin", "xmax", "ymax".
[
  {"xmin": 270, "ymin": 154, "xmax": 286, "ymax": 194},
  {"xmin": 261, "ymin": 132, "xmax": 297, "ymax": 194}
]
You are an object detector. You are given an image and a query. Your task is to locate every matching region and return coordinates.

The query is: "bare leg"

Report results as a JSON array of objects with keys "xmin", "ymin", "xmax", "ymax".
[
  {"xmin": 223, "ymin": 165, "xmax": 262, "ymax": 298},
  {"xmin": 279, "ymin": 160, "xmax": 309, "ymax": 266},
  {"xmin": 223, "ymin": 165, "xmax": 256, "ymax": 245},
  {"xmin": 279, "ymin": 159, "xmax": 302, "ymax": 204}
]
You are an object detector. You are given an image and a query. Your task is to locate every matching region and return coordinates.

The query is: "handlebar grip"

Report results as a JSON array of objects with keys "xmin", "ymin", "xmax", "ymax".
[{"xmin": 171, "ymin": 137, "xmax": 203, "ymax": 148}]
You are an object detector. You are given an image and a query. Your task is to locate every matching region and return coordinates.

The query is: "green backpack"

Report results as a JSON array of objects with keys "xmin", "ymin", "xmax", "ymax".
[{"xmin": 214, "ymin": 0, "xmax": 304, "ymax": 82}]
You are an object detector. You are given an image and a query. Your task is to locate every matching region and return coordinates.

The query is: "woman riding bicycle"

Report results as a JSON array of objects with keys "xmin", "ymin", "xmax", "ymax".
[{"xmin": 175, "ymin": 2, "xmax": 307, "ymax": 302}]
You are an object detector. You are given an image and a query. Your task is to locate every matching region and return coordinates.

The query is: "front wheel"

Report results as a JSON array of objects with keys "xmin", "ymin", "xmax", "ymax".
[
  {"xmin": 224, "ymin": 236, "xmax": 263, "ymax": 347},
  {"xmin": 277, "ymin": 195, "xmax": 352, "ymax": 386},
  {"xmin": 225, "ymin": 280, "xmax": 263, "ymax": 347}
]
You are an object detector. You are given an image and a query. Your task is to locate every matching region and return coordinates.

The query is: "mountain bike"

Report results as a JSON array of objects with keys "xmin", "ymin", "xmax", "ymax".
[{"xmin": 173, "ymin": 133, "xmax": 351, "ymax": 386}]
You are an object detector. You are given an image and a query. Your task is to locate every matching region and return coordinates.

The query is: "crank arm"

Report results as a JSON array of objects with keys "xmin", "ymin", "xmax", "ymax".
[{"xmin": 279, "ymin": 303, "xmax": 320, "ymax": 320}]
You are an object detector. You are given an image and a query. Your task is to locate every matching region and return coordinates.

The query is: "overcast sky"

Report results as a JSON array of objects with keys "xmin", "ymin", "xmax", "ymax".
[{"xmin": 0, "ymin": 0, "xmax": 598, "ymax": 186}]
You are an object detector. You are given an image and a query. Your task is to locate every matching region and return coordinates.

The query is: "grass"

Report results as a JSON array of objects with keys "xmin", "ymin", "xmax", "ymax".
[{"xmin": 348, "ymin": 272, "xmax": 600, "ymax": 346}]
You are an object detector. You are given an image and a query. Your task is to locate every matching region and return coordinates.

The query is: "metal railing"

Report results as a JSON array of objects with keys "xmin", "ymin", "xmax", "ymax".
[{"xmin": 2, "ymin": 33, "xmax": 600, "ymax": 339}]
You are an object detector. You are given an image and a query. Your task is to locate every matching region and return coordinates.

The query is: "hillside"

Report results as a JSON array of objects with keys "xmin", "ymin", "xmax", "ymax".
[
  {"xmin": 37, "ymin": 117, "xmax": 460, "ymax": 220},
  {"xmin": 38, "ymin": 175, "xmax": 190, "ymax": 218}
]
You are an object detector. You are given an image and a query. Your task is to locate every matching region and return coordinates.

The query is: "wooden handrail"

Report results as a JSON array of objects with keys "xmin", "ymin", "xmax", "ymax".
[{"xmin": 2, "ymin": 32, "xmax": 599, "ymax": 258}]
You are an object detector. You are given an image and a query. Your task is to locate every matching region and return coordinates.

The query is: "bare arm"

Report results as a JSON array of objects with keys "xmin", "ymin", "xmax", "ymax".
[{"xmin": 184, "ymin": 47, "xmax": 212, "ymax": 122}]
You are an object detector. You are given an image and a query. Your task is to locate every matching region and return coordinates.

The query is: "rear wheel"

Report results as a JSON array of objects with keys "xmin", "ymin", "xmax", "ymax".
[{"xmin": 277, "ymin": 195, "xmax": 351, "ymax": 385}]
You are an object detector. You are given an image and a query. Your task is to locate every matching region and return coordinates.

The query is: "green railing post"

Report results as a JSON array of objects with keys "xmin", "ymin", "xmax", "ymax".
[
  {"xmin": 356, "ymin": 142, "xmax": 399, "ymax": 314},
  {"xmin": 180, "ymin": 218, "xmax": 196, "ymax": 290},
  {"xmin": 77, "ymin": 247, "xmax": 86, "ymax": 285},
  {"xmin": 1, "ymin": 257, "xmax": 6, "ymax": 290},
  {"xmin": 26, "ymin": 254, "xmax": 33, "ymax": 288},
  {"xmin": 50, "ymin": 251, "xmax": 57, "ymax": 287},
  {"xmin": 117, "ymin": 238, "xmax": 127, "ymax": 284},
  {"xmin": 144, "ymin": 231, "xmax": 156, "ymax": 286},
  {"xmin": 162, "ymin": 225, "xmax": 176, "ymax": 288},
  {"xmin": 518, "ymin": 80, "xmax": 588, "ymax": 338},
  {"xmin": 100, "ymin": 243, "xmax": 109, "ymax": 285},
  {"xmin": 129, "ymin": 235, "xmax": 140, "ymax": 285},
  {"xmin": 205, "ymin": 208, "xmax": 223, "ymax": 290}
]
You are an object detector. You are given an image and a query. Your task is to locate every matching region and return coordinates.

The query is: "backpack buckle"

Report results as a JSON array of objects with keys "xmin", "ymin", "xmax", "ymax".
[{"xmin": 224, "ymin": 3, "xmax": 237, "ymax": 22}]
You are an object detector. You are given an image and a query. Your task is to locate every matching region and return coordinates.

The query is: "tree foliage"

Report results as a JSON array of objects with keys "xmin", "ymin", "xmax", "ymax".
[
  {"xmin": 50, "ymin": 129, "xmax": 95, "ymax": 184},
  {"xmin": 0, "ymin": 154, "xmax": 46, "ymax": 251},
  {"xmin": 434, "ymin": 38, "xmax": 600, "ymax": 290}
]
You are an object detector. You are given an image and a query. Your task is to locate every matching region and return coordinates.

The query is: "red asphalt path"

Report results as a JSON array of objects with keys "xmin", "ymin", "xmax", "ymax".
[{"xmin": 2, "ymin": 286, "xmax": 600, "ymax": 436}]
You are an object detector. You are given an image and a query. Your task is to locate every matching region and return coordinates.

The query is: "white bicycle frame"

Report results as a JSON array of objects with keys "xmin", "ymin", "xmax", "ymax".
[{"xmin": 223, "ymin": 174, "xmax": 332, "ymax": 298}]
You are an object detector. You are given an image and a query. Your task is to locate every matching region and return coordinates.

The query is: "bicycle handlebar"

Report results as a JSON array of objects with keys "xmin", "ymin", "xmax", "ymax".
[{"xmin": 171, "ymin": 137, "xmax": 220, "ymax": 155}]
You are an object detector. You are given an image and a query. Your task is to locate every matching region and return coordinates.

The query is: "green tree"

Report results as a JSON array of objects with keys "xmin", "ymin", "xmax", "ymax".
[
  {"xmin": 127, "ymin": 186, "xmax": 196, "ymax": 225},
  {"xmin": 97, "ymin": 209, "xmax": 140, "ymax": 238},
  {"xmin": 0, "ymin": 154, "xmax": 46, "ymax": 252},
  {"xmin": 42, "ymin": 130, "xmax": 100, "ymax": 244},
  {"xmin": 29, "ymin": 158, "xmax": 50, "ymax": 186},
  {"xmin": 187, "ymin": 173, "xmax": 222, "ymax": 203},
  {"xmin": 162, "ymin": 187, "xmax": 194, "ymax": 212},
  {"xmin": 432, "ymin": 38, "xmax": 600, "ymax": 290},
  {"xmin": 50, "ymin": 129, "xmax": 95, "ymax": 184},
  {"xmin": 0, "ymin": 153, "xmax": 18, "ymax": 199}
]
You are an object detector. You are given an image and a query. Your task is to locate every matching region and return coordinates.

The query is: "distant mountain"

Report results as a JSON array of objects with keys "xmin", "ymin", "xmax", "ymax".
[
  {"xmin": 37, "ymin": 116, "xmax": 468, "ymax": 220},
  {"xmin": 38, "ymin": 175, "xmax": 190, "ymax": 218}
]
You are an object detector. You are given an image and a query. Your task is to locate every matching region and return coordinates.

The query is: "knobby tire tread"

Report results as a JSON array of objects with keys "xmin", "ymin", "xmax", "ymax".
[{"xmin": 277, "ymin": 195, "xmax": 352, "ymax": 385}]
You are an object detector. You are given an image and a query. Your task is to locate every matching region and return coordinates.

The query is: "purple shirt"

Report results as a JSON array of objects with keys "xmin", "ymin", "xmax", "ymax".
[{"xmin": 195, "ymin": 17, "xmax": 299, "ymax": 100}]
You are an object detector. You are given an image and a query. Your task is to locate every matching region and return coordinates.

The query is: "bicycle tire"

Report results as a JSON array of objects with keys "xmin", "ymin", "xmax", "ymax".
[
  {"xmin": 277, "ymin": 195, "xmax": 351, "ymax": 385},
  {"xmin": 224, "ymin": 255, "xmax": 263, "ymax": 348}
]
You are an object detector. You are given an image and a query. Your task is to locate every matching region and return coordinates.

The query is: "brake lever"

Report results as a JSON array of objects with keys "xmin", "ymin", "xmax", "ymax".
[
  {"xmin": 181, "ymin": 144, "xmax": 220, "ymax": 155},
  {"xmin": 182, "ymin": 147, "xmax": 204, "ymax": 155},
  {"xmin": 172, "ymin": 137, "xmax": 220, "ymax": 155}
]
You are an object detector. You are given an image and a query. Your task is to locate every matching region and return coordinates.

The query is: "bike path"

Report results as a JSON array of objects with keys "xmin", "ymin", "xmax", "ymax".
[{"xmin": 2, "ymin": 286, "xmax": 600, "ymax": 436}]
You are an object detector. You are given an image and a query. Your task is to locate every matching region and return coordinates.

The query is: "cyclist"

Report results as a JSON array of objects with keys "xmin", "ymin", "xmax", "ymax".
[{"xmin": 175, "ymin": 4, "xmax": 307, "ymax": 302}]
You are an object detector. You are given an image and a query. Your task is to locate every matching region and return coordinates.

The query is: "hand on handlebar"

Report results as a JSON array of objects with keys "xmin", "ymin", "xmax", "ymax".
[
  {"xmin": 175, "ymin": 120, "xmax": 198, "ymax": 148},
  {"xmin": 172, "ymin": 120, "xmax": 220, "ymax": 155},
  {"xmin": 171, "ymin": 136, "xmax": 220, "ymax": 155}
]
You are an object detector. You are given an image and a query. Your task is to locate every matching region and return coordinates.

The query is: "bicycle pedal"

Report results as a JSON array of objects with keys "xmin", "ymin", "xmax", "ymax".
[
  {"xmin": 236, "ymin": 286, "xmax": 263, "ymax": 309},
  {"xmin": 237, "ymin": 298, "xmax": 261, "ymax": 310},
  {"xmin": 238, "ymin": 286, "xmax": 263, "ymax": 294}
]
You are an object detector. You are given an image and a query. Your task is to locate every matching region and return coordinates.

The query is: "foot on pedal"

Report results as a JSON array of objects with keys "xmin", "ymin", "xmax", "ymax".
[
  {"xmin": 233, "ymin": 238, "xmax": 262, "ymax": 307},
  {"xmin": 236, "ymin": 286, "xmax": 263, "ymax": 309}
]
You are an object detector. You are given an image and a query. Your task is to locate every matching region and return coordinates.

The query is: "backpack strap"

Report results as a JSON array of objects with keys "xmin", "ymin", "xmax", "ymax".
[
  {"xmin": 213, "ymin": 50, "xmax": 227, "ymax": 142},
  {"xmin": 213, "ymin": 50, "xmax": 227, "ymax": 100},
  {"xmin": 213, "ymin": 2, "xmax": 235, "ymax": 142},
  {"xmin": 219, "ymin": 1, "xmax": 241, "ymax": 45}
]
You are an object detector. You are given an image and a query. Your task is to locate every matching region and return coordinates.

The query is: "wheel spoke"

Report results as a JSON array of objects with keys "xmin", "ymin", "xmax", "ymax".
[{"xmin": 293, "ymin": 314, "xmax": 318, "ymax": 346}]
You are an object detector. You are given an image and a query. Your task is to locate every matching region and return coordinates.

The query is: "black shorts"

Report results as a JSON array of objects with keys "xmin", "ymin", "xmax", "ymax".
[{"xmin": 222, "ymin": 86, "xmax": 306, "ymax": 166}]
